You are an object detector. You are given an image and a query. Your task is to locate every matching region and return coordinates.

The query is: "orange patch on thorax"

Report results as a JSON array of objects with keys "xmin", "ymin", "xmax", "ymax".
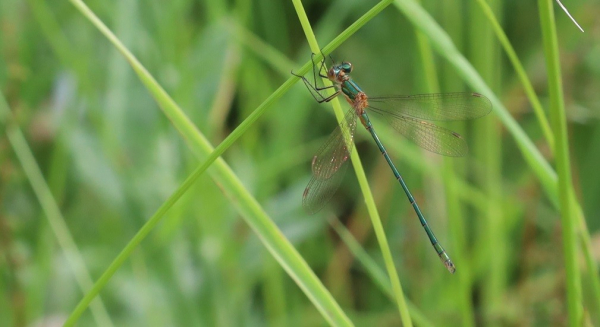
[{"xmin": 353, "ymin": 92, "xmax": 369, "ymax": 115}]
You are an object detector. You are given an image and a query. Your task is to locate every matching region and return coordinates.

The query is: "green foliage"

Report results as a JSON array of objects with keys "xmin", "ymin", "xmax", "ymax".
[{"xmin": 1, "ymin": 0, "xmax": 599, "ymax": 326}]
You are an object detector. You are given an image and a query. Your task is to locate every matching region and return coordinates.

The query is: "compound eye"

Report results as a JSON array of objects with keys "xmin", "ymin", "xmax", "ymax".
[
  {"xmin": 327, "ymin": 67, "xmax": 336, "ymax": 79},
  {"xmin": 341, "ymin": 62, "xmax": 353, "ymax": 73}
]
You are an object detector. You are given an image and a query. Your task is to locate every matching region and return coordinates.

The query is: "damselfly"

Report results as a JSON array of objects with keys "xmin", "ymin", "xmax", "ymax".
[{"xmin": 292, "ymin": 54, "xmax": 492, "ymax": 273}]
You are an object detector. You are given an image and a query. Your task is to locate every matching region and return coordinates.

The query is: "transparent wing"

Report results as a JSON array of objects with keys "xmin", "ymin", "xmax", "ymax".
[
  {"xmin": 303, "ymin": 109, "xmax": 358, "ymax": 214},
  {"xmin": 303, "ymin": 168, "xmax": 349, "ymax": 215},
  {"xmin": 369, "ymin": 108, "xmax": 468, "ymax": 157},
  {"xmin": 368, "ymin": 92, "xmax": 492, "ymax": 121}
]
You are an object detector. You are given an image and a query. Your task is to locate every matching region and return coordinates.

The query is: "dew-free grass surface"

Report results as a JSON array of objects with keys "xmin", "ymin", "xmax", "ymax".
[{"xmin": 1, "ymin": 0, "xmax": 599, "ymax": 326}]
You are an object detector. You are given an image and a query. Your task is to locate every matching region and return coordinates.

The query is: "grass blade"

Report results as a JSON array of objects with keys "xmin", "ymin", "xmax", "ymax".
[
  {"xmin": 538, "ymin": 0, "xmax": 582, "ymax": 324},
  {"xmin": 474, "ymin": 0, "xmax": 555, "ymax": 152},
  {"xmin": 292, "ymin": 0, "xmax": 414, "ymax": 326}
]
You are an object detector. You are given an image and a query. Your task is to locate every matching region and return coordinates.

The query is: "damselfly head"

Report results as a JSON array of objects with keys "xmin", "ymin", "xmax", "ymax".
[{"xmin": 328, "ymin": 61, "xmax": 353, "ymax": 83}]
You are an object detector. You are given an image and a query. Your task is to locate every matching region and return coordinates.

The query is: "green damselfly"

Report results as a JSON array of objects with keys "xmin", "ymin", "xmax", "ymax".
[{"xmin": 292, "ymin": 54, "xmax": 491, "ymax": 273}]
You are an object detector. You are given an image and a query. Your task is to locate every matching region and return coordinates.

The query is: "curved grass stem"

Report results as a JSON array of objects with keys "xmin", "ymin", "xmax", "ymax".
[
  {"xmin": 538, "ymin": 0, "xmax": 582, "ymax": 324},
  {"xmin": 292, "ymin": 0, "xmax": 413, "ymax": 326}
]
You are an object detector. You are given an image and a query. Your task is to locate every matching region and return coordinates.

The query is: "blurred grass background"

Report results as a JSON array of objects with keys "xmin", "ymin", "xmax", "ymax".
[{"xmin": 1, "ymin": 0, "xmax": 600, "ymax": 326}]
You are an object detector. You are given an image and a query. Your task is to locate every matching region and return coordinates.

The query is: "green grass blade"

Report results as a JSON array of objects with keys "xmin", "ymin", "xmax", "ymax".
[
  {"xmin": 468, "ymin": 1, "xmax": 505, "ymax": 325},
  {"xmin": 574, "ymin": 193, "xmax": 600, "ymax": 325},
  {"xmin": 0, "ymin": 95, "xmax": 114, "ymax": 327},
  {"xmin": 291, "ymin": 0, "xmax": 413, "ymax": 326},
  {"xmin": 538, "ymin": 0, "xmax": 582, "ymax": 324},
  {"xmin": 474, "ymin": 0, "xmax": 555, "ymax": 152}
]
